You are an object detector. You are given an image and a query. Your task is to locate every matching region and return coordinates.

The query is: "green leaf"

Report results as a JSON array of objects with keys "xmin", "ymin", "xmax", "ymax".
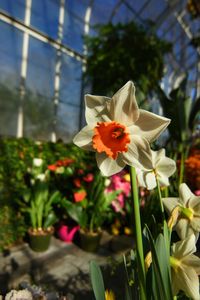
[
  {"xmin": 146, "ymin": 226, "xmax": 173, "ymax": 300},
  {"xmin": 90, "ymin": 261, "xmax": 105, "ymax": 300},
  {"xmin": 63, "ymin": 199, "xmax": 84, "ymax": 225},
  {"xmin": 43, "ymin": 211, "xmax": 58, "ymax": 229}
]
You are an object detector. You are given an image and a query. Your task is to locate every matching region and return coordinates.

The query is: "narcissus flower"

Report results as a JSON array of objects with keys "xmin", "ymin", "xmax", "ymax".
[
  {"xmin": 73, "ymin": 81, "xmax": 170, "ymax": 176},
  {"xmin": 170, "ymin": 234, "xmax": 200, "ymax": 299},
  {"xmin": 137, "ymin": 148, "xmax": 176, "ymax": 190},
  {"xmin": 162, "ymin": 183, "xmax": 200, "ymax": 240}
]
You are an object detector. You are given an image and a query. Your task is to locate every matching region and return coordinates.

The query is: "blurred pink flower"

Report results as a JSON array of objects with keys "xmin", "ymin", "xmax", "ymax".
[
  {"xmin": 83, "ymin": 173, "xmax": 94, "ymax": 182},
  {"xmin": 195, "ymin": 190, "xmax": 200, "ymax": 196},
  {"xmin": 57, "ymin": 225, "xmax": 80, "ymax": 243}
]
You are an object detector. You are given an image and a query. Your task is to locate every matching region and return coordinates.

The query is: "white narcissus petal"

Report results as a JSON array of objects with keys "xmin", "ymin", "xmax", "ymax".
[
  {"xmin": 190, "ymin": 217, "xmax": 200, "ymax": 232},
  {"xmin": 154, "ymin": 148, "xmax": 166, "ymax": 163},
  {"xmin": 157, "ymin": 174, "xmax": 170, "ymax": 187},
  {"xmin": 122, "ymin": 135, "xmax": 153, "ymax": 170},
  {"xmin": 162, "ymin": 197, "xmax": 179, "ymax": 215},
  {"xmin": 171, "ymin": 235, "xmax": 196, "ymax": 258},
  {"xmin": 184, "ymin": 255, "xmax": 200, "ymax": 275},
  {"xmin": 179, "ymin": 183, "xmax": 194, "ymax": 205},
  {"xmin": 136, "ymin": 169, "xmax": 146, "ymax": 187},
  {"xmin": 175, "ymin": 218, "xmax": 193, "ymax": 240},
  {"xmin": 173, "ymin": 266, "xmax": 200, "ymax": 300},
  {"xmin": 73, "ymin": 125, "xmax": 94, "ymax": 151},
  {"xmin": 85, "ymin": 95, "xmax": 112, "ymax": 124},
  {"xmin": 134, "ymin": 109, "xmax": 170, "ymax": 142},
  {"xmin": 96, "ymin": 152, "xmax": 126, "ymax": 177},
  {"xmin": 145, "ymin": 172, "xmax": 157, "ymax": 190},
  {"xmin": 189, "ymin": 197, "xmax": 200, "ymax": 212},
  {"xmin": 156, "ymin": 157, "xmax": 176, "ymax": 177},
  {"xmin": 110, "ymin": 81, "xmax": 140, "ymax": 126}
]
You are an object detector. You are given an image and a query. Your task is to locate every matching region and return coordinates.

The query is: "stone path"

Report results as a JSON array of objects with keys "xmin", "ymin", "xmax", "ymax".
[{"xmin": 0, "ymin": 232, "xmax": 134, "ymax": 299}]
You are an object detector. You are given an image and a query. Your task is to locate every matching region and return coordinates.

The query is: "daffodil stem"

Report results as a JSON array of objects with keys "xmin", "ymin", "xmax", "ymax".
[
  {"xmin": 179, "ymin": 148, "xmax": 185, "ymax": 186},
  {"xmin": 156, "ymin": 177, "xmax": 165, "ymax": 218},
  {"xmin": 130, "ymin": 166, "xmax": 146, "ymax": 300}
]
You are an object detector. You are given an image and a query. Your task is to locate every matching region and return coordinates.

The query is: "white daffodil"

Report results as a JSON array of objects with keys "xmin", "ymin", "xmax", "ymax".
[
  {"xmin": 170, "ymin": 234, "xmax": 200, "ymax": 300},
  {"xmin": 162, "ymin": 183, "xmax": 200, "ymax": 240},
  {"xmin": 136, "ymin": 148, "xmax": 176, "ymax": 190},
  {"xmin": 33, "ymin": 158, "xmax": 43, "ymax": 167},
  {"xmin": 73, "ymin": 81, "xmax": 170, "ymax": 176}
]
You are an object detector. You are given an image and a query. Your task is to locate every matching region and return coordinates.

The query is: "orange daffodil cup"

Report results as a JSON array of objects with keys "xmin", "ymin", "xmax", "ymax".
[{"xmin": 73, "ymin": 81, "xmax": 170, "ymax": 176}]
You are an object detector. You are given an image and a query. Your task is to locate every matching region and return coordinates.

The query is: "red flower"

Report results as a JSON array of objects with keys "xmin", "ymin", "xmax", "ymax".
[
  {"xmin": 48, "ymin": 164, "xmax": 57, "ymax": 171},
  {"xmin": 74, "ymin": 190, "xmax": 87, "ymax": 202},
  {"xmin": 73, "ymin": 178, "xmax": 81, "ymax": 188},
  {"xmin": 83, "ymin": 173, "xmax": 94, "ymax": 182}
]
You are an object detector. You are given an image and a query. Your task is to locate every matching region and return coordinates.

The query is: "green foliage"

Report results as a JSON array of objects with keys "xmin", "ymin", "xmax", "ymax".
[
  {"xmin": 61, "ymin": 172, "xmax": 119, "ymax": 232},
  {"xmin": 21, "ymin": 181, "xmax": 62, "ymax": 230},
  {"xmin": 0, "ymin": 137, "xmax": 94, "ymax": 247},
  {"xmin": 156, "ymin": 76, "xmax": 200, "ymax": 145},
  {"xmin": 84, "ymin": 21, "xmax": 171, "ymax": 98},
  {"xmin": 0, "ymin": 204, "xmax": 26, "ymax": 251}
]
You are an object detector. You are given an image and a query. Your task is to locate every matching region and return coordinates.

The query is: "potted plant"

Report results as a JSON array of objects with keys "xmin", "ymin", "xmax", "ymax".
[
  {"xmin": 61, "ymin": 170, "xmax": 119, "ymax": 252},
  {"xmin": 21, "ymin": 158, "xmax": 62, "ymax": 252}
]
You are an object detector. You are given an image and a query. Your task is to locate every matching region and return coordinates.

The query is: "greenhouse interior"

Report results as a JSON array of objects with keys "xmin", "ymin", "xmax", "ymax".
[{"xmin": 0, "ymin": 0, "xmax": 200, "ymax": 299}]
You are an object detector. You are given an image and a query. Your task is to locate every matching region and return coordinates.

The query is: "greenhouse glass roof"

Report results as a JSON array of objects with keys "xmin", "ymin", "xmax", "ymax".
[{"xmin": 0, "ymin": 0, "xmax": 199, "ymax": 141}]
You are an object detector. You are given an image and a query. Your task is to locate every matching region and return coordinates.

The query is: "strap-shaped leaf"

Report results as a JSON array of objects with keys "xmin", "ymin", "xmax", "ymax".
[{"xmin": 90, "ymin": 261, "xmax": 105, "ymax": 300}]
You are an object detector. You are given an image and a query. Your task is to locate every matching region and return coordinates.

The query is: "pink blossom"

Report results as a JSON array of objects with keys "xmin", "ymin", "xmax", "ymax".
[
  {"xmin": 195, "ymin": 190, "xmax": 200, "ymax": 196},
  {"xmin": 83, "ymin": 173, "xmax": 94, "ymax": 182}
]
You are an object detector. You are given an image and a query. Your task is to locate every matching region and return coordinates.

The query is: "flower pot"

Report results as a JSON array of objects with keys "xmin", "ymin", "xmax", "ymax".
[
  {"xmin": 28, "ymin": 227, "xmax": 54, "ymax": 252},
  {"xmin": 79, "ymin": 229, "xmax": 102, "ymax": 253}
]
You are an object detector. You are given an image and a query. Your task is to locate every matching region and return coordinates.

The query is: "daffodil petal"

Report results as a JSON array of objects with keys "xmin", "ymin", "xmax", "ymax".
[
  {"xmin": 136, "ymin": 169, "xmax": 146, "ymax": 187},
  {"xmin": 184, "ymin": 255, "xmax": 200, "ymax": 275},
  {"xmin": 110, "ymin": 81, "xmax": 139, "ymax": 126},
  {"xmin": 158, "ymin": 174, "xmax": 170, "ymax": 187},
  {"xmin": 96, "ymin": 152, "xmax": 126, "ymax": 176},
  {"xmin": 134, "ymin": 109, "xmax": 170, "ymax": 142},
  {"xmin": 156, "ymin": 157, "xmax": 176, "ymax": 177},
  {"xmin": 171, "ymin": 234, "xmax": 196, "ymax": 258},
  {"xmin": 73, "ymin": 125, "xmax": 94, "ymax": 151},
  {"xmin": 175, "ymin": 218, "xmax": 193, "ymax": 240},
  {"xmin": 122, "ymin": 136, "xmax": 152, "ymax": 170},
  {"xmin": 162, "ymin": 197, "xmax": 179, "ymax": 215},
  {"xmin": 145, "ymin": 172, "xmax": 157, "ymax": 190},
  {"xmin": 179, "ymin": 183, "xmax": 194, "ymax": 205},
  {"xmin": 153, "ymin": 148, "xmax": 166, "ymax": 163},
  {"xmin": 85, "ymin": 94, "xmax": 112, "ymax": 124},
  {"xmin": 175, "ymin": 265, "xmax": 200, "ymax": 300},
  {"xmin": 191, "ymin": 217, "xmax": 200, "ymax": 232},
  {"xmin": 189, "ymin": 196, "xmax": 200, "ymax": 212}
]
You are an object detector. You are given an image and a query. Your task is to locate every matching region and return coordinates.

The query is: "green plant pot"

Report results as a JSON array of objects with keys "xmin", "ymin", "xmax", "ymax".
[
  {"xmin": 28, "ymin": 228, "xmax": 54, "ymax": 252},
  {"xmin": 79, "ymin": 229, "xmax": 102, "ymax": 253}
]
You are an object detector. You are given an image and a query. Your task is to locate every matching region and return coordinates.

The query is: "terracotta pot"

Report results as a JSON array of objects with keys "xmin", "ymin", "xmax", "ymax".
[
  {"xmin": 28, "ymin": 227, "xmax": 54, "ymax": 252},
  {"xmin": 79, "ymin": 229, "xmax": 102, "ymax": 253}
]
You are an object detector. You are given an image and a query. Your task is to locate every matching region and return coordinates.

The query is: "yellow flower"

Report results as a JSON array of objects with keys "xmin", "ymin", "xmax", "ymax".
[
  {"xmin": 73, "ymin": 81, "xmax": 170, "ymax": 176},
  {"xmin": 170, "ymin": 234, "xmax": 200, "ymax": 299},
  {"xmin": 105, "ymin": 289, "xmax": 115, "ymax": 300},
  {"xmin": 163, "ymin": 183, "xmax": 200, "ymax": 240}
]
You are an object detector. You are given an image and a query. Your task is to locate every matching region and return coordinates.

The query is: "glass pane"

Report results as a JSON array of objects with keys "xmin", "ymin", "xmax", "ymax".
[
  {"xmin": 57, "ymin": 103, "xmax": 80, "ymax": 142},
  {"xmin": 24, "ymin": 37, "xmax": 56, "ymax": 140},
  {"xmin": 62, "ymin": 9, "xmax": 84, "ymax": 53},
  {"xmin": 31, "ymin": 0, "xmax": 59, "ymax": 39},
  {"xmin": 60, "ymin": 54, "xmax": 82, "ymax": 106},
  {"xmin": 0, "ymin": 21, "xmax": 23, "ymax": 136},
  {"xmin": 0, "ymin": 0, "xmax": 25, "ymax": 21}
]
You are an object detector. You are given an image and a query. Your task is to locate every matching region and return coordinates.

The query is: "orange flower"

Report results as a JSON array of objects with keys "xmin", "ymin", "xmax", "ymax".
[
  {"xmin": 74, "ymin": 190, "xmax": 87, "ymax": 202},
  {"xmin": 48, "ymin": 164, "xmax": 57, "ymax": 171},
  {"xmin": 92, "ymin": 121, "xmax": 130, "ymax": 159}
]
